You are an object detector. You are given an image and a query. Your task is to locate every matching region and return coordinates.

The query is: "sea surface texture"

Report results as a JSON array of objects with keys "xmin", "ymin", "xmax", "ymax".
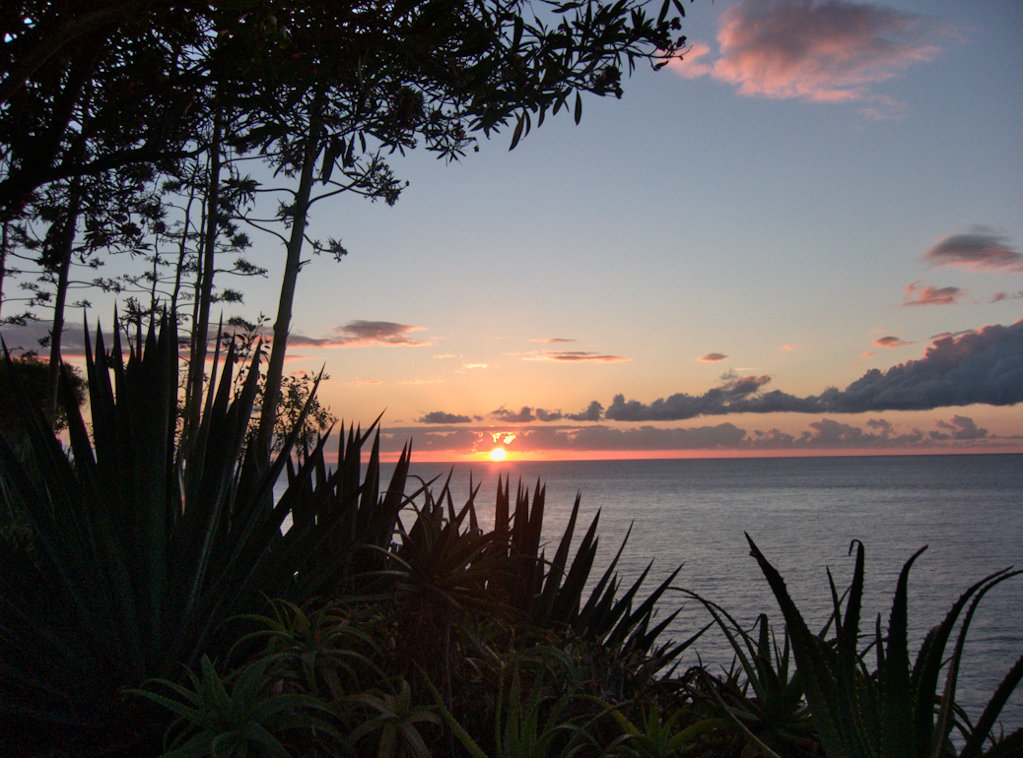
[{"xmin": 401, "ymin": 453, "xmax": 1023, "ymax": 731}]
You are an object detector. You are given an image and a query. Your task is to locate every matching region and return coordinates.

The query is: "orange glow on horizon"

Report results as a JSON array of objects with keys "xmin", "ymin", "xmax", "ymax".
[
  {"xmin": 488, "ymin": 447, "xmax": 508, "ymax": 461},
  {"xmin": 373, "ymin": 445, "xmax": 1023, "ymax": 465}
]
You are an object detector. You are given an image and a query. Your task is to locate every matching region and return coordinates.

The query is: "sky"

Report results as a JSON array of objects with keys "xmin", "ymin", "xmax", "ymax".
[{"xmin": 9, "ymin": 0, "xmax": 1023, "ymax": 462}]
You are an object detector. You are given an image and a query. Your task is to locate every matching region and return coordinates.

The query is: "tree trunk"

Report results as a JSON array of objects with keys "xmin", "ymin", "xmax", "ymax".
[
  {"xmin": 254, "ymin": 112, "xmax": 323, "ymax": 460},
  {"xmin": 44, "ymin": 183, "xmax": 82, "ymax": 421},
  {"xmin": 183, "ymin": 111, "xmax": 222, "ymax": 444},
  {"xmin": 0, "ymin": 221, "xmax": 9, "ymax": 320}
]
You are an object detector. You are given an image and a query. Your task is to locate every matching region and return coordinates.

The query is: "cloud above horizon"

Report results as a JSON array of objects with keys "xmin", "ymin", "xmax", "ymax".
[
  {"xmin": 873, "ymin": 335, "xmax": 912, "ymax": 348},
  {"xmin": 931, "ymin": 414, "xmax": 987, "ymax": 441},
  {"xmin": 672, "ymin": 0, "xmax": 949, "ymax": 118},
  {"xmin": 604, "ymin": 319, "xmax": 1023, "ymax": 419},
  {"xmin": 903, "ymin": 281, "xmax": 963, "ymax": 306},
  {"xmin": 484, "ymin": 401, "xmax": 605, "ymax": 424},
  {"xmin": 925, "ymin": 228, "xmax": 1023, "ymax": 274},
  {"xmin": 527, "ymin": 350, "xmax": 630, "ymax": 363},
  {"xmin": 699, "ymin": 352, "xmax": 728, "ymax": 362},
  {"xmin": 289, "ymin": 320, "xmax": 429, "ymax": 348},
  {"xmin": 414, "ymin": 322, "xmax": 1021, "ymax": 430},
  {"xmin": 385, "ymin": 412, "xmax": 1012, "ymax": 455},
  {"xmin": 418, "ymin": 411, "xmax": 475, "ymax": 424}
]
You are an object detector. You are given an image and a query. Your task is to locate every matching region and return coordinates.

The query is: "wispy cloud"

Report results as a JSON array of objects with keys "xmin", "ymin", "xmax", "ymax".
[
  {"xmin": 530, "ymin": 337, "xmax": 576, "ymax": 344},
  {"xmin": 527, "ymin": 350, "xmax": 630, "ymax": 363},
  {"xmin": 289, "ymin": 320, "xmax": 429, "ymax": 348},
  {"xmin": 903, "ymin": 281, "xmax": 963, "ymax": 306},
  {"xmin": 925, "ymin": 228, "xmax": 1023, "ymax": 273},
  {"xmin": 335, "ymin": 377, "xmax": 382, "ymax": 386},
  {"xmin": 873, "ymin": 335, "xmax": 912, "ymax": 348},
  {"xmin": 699, "ymin": 352, "xmax": 728, "ymax": 362},
  {"xmin": 671, "ymin": 0, "xmax": 950, "ymax": 118}
]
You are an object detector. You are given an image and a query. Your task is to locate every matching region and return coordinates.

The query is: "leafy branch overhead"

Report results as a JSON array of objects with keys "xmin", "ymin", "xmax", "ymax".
[{"xmin": 1, "ymin": 0, "xmax": 690, "ymax": 216}]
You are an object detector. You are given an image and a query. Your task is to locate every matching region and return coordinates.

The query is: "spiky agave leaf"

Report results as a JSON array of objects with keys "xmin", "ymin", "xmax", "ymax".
[{"xmin": 0, "ymin": 313, "xmax": 408, "ymax": 740}]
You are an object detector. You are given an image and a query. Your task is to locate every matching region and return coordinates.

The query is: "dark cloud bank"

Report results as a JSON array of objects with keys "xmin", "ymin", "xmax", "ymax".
[
  {"xmin": 387, "ymin": 412, "xmax": 1015, "ymax": 455},
  {"xmin": 606, "ymin": 320, "xmax": 1023, "ymax": 421}
]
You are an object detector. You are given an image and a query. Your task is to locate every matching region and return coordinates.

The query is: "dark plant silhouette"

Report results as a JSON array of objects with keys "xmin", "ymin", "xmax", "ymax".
[{"xmin": 747, "ymin": 535, "xmax": 1023, "ymax": 758}]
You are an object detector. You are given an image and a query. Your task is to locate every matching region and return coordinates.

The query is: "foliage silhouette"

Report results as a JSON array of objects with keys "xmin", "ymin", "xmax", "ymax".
[{"xmin": 747, "ymin": 535, "xmax": 1023, "ymax": 758}]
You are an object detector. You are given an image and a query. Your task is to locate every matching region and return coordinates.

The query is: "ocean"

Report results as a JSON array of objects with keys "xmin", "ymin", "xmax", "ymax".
[{"xmin": 392, "ymin": 453, "xmax": 1023, "ymax": 730}]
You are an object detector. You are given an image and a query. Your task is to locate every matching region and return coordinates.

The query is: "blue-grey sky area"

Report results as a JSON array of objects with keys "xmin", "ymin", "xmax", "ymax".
[{"xmin": 8, "ymin": 0, "xmax": 1022, "ymax": 460}]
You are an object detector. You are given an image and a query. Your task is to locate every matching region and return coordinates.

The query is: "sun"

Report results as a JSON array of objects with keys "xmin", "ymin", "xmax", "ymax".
[{"xmin": 488, "ymin": 447, "xmax": 508, "ymax": 461}]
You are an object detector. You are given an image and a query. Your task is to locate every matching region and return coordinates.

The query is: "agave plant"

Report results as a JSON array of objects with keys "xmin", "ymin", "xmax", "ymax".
[
  {"xmin": 491, "ymin": 477, "xmax": 697, "ymax": 679},
  {"xmin": 0, "ymin": 314, "xmax": 412, "ymax": 746},
  {"xmin": 747, "ymin": 534, "xmax": 1023, "ymax": 758}
]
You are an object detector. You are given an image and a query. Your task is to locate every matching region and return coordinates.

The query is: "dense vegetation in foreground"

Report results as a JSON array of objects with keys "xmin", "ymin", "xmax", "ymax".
[{"xmin": 1, "ymin": 317, "xmax": 1022, "ymax": 758}]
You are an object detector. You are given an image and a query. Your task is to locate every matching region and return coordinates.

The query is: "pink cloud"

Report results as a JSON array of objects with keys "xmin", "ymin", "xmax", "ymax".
[
  {"xmin": 699, "ymin": 352, "xmax": 728, "ymax": 362},
  {"xmin": 903, "ymin": 281, "xmax": 963, "ymax": 306},
  {"xmin": 288, "ymin": 320, "xmax": 430, "ymax": 348},
  {"xmin": 925, "ymin": 228, "xmax": 1023, "ymax": 273},
  {"xmin": 873, "ymin": 335, "xmax": 912, "ymax": 348},
  {"xmin": 670, "ymin": 0, "xmax": 949, "ymax": 118}
]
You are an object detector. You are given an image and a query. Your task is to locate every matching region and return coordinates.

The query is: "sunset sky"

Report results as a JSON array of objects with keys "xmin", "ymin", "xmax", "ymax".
[{"xmin": 11, "ymin": 0, "xmax": 1023, "ymax": 462}]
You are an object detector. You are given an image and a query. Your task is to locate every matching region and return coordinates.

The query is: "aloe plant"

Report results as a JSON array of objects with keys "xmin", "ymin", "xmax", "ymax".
[
  {"xmin": 132, "ymin": 656, "xmax": 343, "ymax": 758},
  {"xmin": 227, "ymin": 598, "xmax": 382, "ymax": 703},
  {"xmin": 747, "ymin": 534, "xmax": 1023, "ymax": 758},
  {"xmin": 605, "ymin": 703, "xmax": 728, "ymax": 758},
  {"xmin": 426, "ymin": 649, "xmax": 597, "ymax": 758},
  {"xmin": 683, "ymin": 590, "xmax": 815, "ymax": 757},
  {"xmin": 347, "ymin": 677, "xmax": 441, "ymax": 758}
]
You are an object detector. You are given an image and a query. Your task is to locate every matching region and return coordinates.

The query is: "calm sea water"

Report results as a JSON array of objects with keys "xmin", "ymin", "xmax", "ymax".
[{"xmin": 391, "ymin": 453, "xmax": 1023, "ymax": 730}]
